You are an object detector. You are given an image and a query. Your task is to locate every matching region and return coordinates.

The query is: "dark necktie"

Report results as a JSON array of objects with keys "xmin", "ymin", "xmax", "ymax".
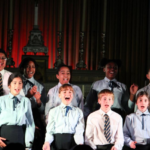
[
  {"xmin": 109, "ymin": 81, "xmax": 118, "ymax": 91},
  {"xmin": 13, "ymin": 96, "xmax": 18, "ymax": 111},
  {"xmin": 0, "ymin": 73, "xmax": 3, "ymax": 96},
  {"xmin": 65, "ymin": 106, "xmax": 72, "ymax": 116},
  {"xmin": 104, "ymin": 114, "xmax": 111, "ymax": 143},
  {"xmin": 142, "ymin": 114, "xmax": 145, "ymax": 130},
  {"xmin": 23, "ymin": 79, "xmax": 34, "ymax": 88}
]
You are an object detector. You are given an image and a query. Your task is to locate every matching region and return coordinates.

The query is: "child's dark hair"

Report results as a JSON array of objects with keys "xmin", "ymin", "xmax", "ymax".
[
  {"xmin": 56, "ymin": 64, "xmax": 71, "ymax": 74},
  {"xmin": 8, "ymin": 72, "xmax": 23, "ymax": 86},
  {"xmin": 19, "ymin": 57, "xmax": 38, "ymax": 74},
  {"xmin": 136, "ymin": 91, "xmax": 150, "ymax": 103}
]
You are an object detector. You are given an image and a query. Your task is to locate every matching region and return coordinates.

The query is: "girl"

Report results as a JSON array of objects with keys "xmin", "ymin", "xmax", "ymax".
[
  {"xmin": 0, "ymin": 72, "xmax": 35, "ymax": 149},
  {"xmin": 19, "ymin": 57, "xmax": 46, "ymax": 150}
]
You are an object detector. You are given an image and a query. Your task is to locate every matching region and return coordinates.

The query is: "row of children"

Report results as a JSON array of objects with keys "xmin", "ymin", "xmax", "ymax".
[{"xmin": 0, "ymin": 46, "xmax": 150, "ymax": 150}]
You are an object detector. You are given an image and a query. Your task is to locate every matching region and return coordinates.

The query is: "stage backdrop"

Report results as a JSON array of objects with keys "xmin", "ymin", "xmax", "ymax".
[{"xmin": 0, "ymin": 0, "xmax": 149, "ymax": 88}]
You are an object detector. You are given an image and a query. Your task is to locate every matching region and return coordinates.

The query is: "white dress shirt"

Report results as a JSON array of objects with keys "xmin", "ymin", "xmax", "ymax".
[
  {"xmin": 84, "ymin": 77, "xmax": 134, "ymax": 118},
  {"xmin": 123, "ymin": 109, "xmax": 150, "ymax": 146},
  {"xmin": 1, "ymin": 69, "xmax": 24, "ymax": 96},
  {"xmin": 45, "ymin": 103, "xmax": 84, "ymax": 145},
  {"xmin": 0, "ymin": 93, "xmax": 35, "ymax": 147},
  {"xmin": 45, "ymin": 82, "xmax": 84, "ymax": 119},
  {"xmin": 85, "ymin": 109, "xmax": 124, "ymax": 150}
]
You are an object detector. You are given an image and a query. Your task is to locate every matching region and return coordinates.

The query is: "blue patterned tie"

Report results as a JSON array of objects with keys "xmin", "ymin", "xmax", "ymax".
[
  {"xmin": 109, "ymin": 81, "xmax": 118, "ymax": 91},
  {"xmin": 65, "ymin": 106, "xmax": 72, "ymax": 116},
  {"xmin": 13, "ymin": 96, "xmax": 18, "ymax": 111},
  {"xmin": 0, "ymin": 73, "xmax": 3, "ymax": 96},
  {"xmin": 142, "ymin": 114, "xmax": 145, "ymax": 130},
  {"xmin": 104, "ymin": 114, "xmax": 111, "ymax": 143}
]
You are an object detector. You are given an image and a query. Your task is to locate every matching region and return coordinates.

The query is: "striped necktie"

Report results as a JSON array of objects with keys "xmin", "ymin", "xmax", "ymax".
[
  {"xmin": 142, "ymin": 114, "xmax": 145, "ymax": 130},
  {"xmin": 104, "ymin": 114, "xmax": 111, "ymax": 143},
  {"xmin": 13, "ymin": 96, "xmax": 18, "ymax": 111},
  {"xmin": 0, "ymin": 73, "xmax": 3, "ymax": 96}
]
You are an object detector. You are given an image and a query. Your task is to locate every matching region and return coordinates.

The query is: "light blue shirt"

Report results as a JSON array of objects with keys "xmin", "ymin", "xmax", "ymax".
[
  {"xmin": 84, "ymin": 77, "xmax": 134, "ymax": 117},
  {"xmin": 45, "ymin": 103, "xmax": 84, "ymax": 145},
  {"xmin": 23, "ymin": 76, "xmax": 46, "ymax": 114},
  {"xmin": 123, "ymin": 109, "xmax": 150, "ymax": 146},
  {"xmin": 0, "ymin": 93, "xmax": 35, "ymax": 147},
  {"xmin": 45, "ymin": 82, "xmax": 84, "ymax": 117}
]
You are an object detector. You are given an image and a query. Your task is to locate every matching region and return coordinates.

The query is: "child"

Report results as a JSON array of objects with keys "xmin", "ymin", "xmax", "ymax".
[
  {"xmin": 19, "ymin": 57, "xmax": 46, "ymax": 150},
  {"xmin": 85, "ymin": 89, "xmax": 124, "ymax": 150},
  {"xmin": 45, "ymin": 64, "xmax": 84, "ymax": 122},
  {"xmin": 43, "ymin": 84, "xmax": 84, "ymax": 150},
  {"xmin": 84, "ymin": 58, "xmax": 138, "ymax": 119},
  {"xmin": 134, "ymin": 69, "xmax": 150, "ymax": 111},
  {"xmin": 0, "ymin": 72, "xmax": 35, "ymax": 149},
  {"xmin": 123, "ymin": 91, "xmax": 150, "ymax": 150}
]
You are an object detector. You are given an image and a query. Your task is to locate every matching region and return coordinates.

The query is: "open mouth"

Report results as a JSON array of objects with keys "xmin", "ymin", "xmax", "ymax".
[
  {"xmin": 15, "ymin": 89, "xmax": 20, "ymax": 92},
  {"xmin": 105, "ymin": 105, "xmax": 109, "ymax": 108},
  {"xmin": 141, "ymin": 106, "xmax": 145, "ymax": 109},
  {"xmin": 65, "ymin": 97, "xmax": 70, "ymax": 101}
]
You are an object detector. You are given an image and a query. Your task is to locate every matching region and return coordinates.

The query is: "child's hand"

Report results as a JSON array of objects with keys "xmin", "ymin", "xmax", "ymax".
[
  {"xmin": 111, "ymin": 146, "xmax": 117, "ymax": 150},
  {"xmin": 130, "ymin": 141, "xmax": 136, "ymax": 149},
  {"xmin": 130, "ymin": 84, "xmax": 138, "ymax": 95},
  {"xmin": 0, "ymin": 137, "xmax": 6, "ymax": 148},
  {"xmin": 26, "ymin": 86, "xmax": 37, "ymax": 98},
  {"xmin": 34, "ymin": 92, "xmax": 42, "ymax": 106},
  {"xmin": 43, "ymin": 142, "xmax": 50, "ymax": 150}
]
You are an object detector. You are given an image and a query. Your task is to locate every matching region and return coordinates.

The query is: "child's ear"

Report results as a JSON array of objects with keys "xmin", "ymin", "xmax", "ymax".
[
  {"xmin": 103, "ymin": 68, "xmax": 106, "ymax": 73},
  {"xmin": 58, "ymin": 93, "xmax": 61, "ymax": 98},
  {"xmin": 98, "ymin": 98, "xmax": 101, "ymax": 105},
  {"xmin": 146, "ymin": 74, "xmax": 150, "ymax": 80},
  {"xmin": 8, "ymin": 85, "xmax": 10, "ymax": 89},
  {"xmin": 56, "ymin": 74, "xmax": 59, "ymax": 80}
]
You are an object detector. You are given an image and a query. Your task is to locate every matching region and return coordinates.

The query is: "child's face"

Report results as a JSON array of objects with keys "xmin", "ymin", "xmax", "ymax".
[
  {"xmin": 136, "ymin": 95, "xmax": 149, "ymax": 112},
  {"xmin": 98, "ymin": 94, "xmax": 114, "ymax": 113},
  {"xmin": 59, "ymin": 88, "xmax": 73, "ymax": 105},
  {"xmin": 56, "ymin": 67, "xmax": 71, "ymax": 84},
  {"xmin": 8, "ymin": 77, "xmax": 23, "ymax": 96},
  {"xmin": 24, "ymin": 61, "xmax": 36, "ymax": 79},
  {"xmin": 103, "ymin": 62, "xmax": 118, "ymax": 80},
  {"xmin": 0, "ymin": 53, "xmax": 6, "ymax": 71}
]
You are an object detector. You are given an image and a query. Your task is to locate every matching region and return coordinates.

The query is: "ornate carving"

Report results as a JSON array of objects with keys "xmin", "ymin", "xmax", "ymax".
[
  {"xmin": 76, "ymin": 32, "xmax": 86, "ymax": 70},
  {"xmin": 6, "ymin": 29, "xmax": 15, "ymax": 67},
  {"xmin": 101, "ymin": 33, "xmax": 106, "ymax": 58},
  {"xmin": 54, "ymin": 32, "xmax": 64, "ymax": 68}
]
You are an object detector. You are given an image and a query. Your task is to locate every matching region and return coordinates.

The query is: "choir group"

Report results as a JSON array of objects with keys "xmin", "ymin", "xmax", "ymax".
[{"xmin": 0, "ymin": 48, "xmax": 149, "ymax": 150}]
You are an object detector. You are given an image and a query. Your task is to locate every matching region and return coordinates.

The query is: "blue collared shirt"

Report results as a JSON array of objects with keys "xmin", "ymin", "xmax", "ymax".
[
  {"xmin": 84, "ymin": 77, "xmax": 134, "ymax": 118},
  {"xmin": 123, "ymin": 109, "xmax": 150, "ymax": 146},
  {"xmin": 23, "ymin": 76, "xmax": 46, "ymax": 114},
  {"xmin": 0, "ymin": 93, "xmax": 35, "ymax": 147},
  {"xmin": 45, "ymin": 82, "xmax": 84, "ymax": 119},
  {"xmin": 45, "ymin": 103, "xmax": 84, "ymax": 145}
]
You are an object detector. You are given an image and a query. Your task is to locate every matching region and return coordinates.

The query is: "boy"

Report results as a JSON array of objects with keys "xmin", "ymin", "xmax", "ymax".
[
  {"xmin": 123, "ymin": 91, "xmax": 150, "ymax": 150},
  {"xmin": 43, "ymin": 84, "xmax": 84, "ymax": 150},
  {"xmin": 84, "ymin": 58, "xmax": 138, "ymax": 119},
  {"xmin": 45, "ymin": 64, "xmax": 84, "ymax": 122},
  {"xmin": 85, "ymin": 89, "xmax": 124, "ymax": 150},
  {"xmin": 134, "ymin": 69, "xmax": 150, "ymax": 111}
]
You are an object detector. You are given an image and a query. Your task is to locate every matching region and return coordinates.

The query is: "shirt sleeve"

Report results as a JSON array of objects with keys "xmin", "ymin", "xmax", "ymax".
[
  {"xmin": 45, "ymin": 109, "xmax": 55, "ymax": 144},
  {"xmin": 25, "ymin": 98, "xmax": 35, "ymax": 148},
  {"xmin": 85, "ymin": 115, "xmax": 97, "ymax": 149},
  {"xmin": 113, "ymin": 116, "xmax": 124, "ymax": 150},
  {"xmin": 74, "ymin": 109, "xmax": 85, "ymax": 145},
  {"xmin": 123, "ymin": 116, "xmax": 133, "ymax": 147}
]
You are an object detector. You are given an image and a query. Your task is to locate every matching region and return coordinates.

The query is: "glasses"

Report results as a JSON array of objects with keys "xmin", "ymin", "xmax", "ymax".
[{"xmin": 0, "ymin": 57, "xmax": 7, "ymax": 61}]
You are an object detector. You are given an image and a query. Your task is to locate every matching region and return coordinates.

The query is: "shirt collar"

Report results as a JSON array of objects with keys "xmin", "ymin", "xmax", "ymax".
[
  {"xmin": 104, "ymin": 77, "xmax": 117, "ymax": 82},
  {"xmin": 23, "ymin": 75, "xmax": 34, "ymax": 84},
  {"xmin": 58, "ymin": 82, "xmax": 71, "ymax": 88},
  {"xmin": 0, "ymin": 69, "xmax": 5, "ymax": 77},
  {"xmin": 8, "ymin": 92, "xmax": 21, "ymax": 102},
  {"xmin": 60, "ymin": 102, "xmax": 73, "ymax": 109},
  {"xmin": 136, "ymin": 109, "xmax": 150, "ymax": 116},
  {"xmin": 99, "ymin": 108, "xmax": 112, "ymax": 117}
]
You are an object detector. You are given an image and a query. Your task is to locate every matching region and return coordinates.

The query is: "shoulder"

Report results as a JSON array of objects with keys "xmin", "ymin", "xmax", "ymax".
[
  {"xmin": 88, "ymin": 110, "xmax": 100, "ymax": 119},
  {"xmin": 0, "ymin": 95, "xmax": 9, "ymax": 101},
  {"xmin": 116, "ymin": 80, "xmax": 127, "ymax": 88},
  {"xmin": 92, "ymin": 79, "xmax": 104, "ymax": 88},
  {"xmin": 72, "ymin": 106, "xmax": 83, "ymax": 113},
  {"xmin": 111, "ymin": 110, "xmax": 122, "ymax": 121},
  {"xmin": 34, "ymin": 79, "xmax": 44, "ymax": 88},
  {"xmin": 47, "ymin": 84, "xmax": 58, "ymax": 94},
  {"xmin": 70, "ymin": 84, "xmax": 82, "ymax": 92},
  {"xmin": 3, "ymin": 69, "xmax": 12, "ymax": 77}
]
